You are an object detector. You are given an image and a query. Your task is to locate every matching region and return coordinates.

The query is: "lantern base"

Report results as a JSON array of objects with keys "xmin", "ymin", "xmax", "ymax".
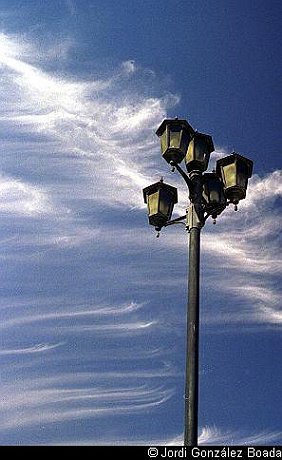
[
  {"xmin": 163, "ymin": 148, "xmax": 185, "ymax": 165},
  {"xmin": 148, "ymin": 214, "xmax": 168, "ymax": 229},
  {"xmin": 224, "ymin": 186, "xmax": 246, "ymax": 203}
]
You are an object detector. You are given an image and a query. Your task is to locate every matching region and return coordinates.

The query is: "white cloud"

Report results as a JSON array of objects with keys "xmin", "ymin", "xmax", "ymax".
[
  {"xmin": 45, "ymin": 426, "xmax": 282, "ymax": 446},
  {"xmin": 0, "ymin": 32, "xmax": 176, "ymax": 217},
  {"xmin": 121, "ymin": 60, "xmax": 137, "ymax": 75},
  {"xmin": 0, "ymin": 31, "xmax": 180, "ymax": 264},
  {"xmin": 164, "ymin": 426, "xmax": 282, "ymax": 446},
  {"xmin": 0, "ymin": 343, "xmax": 64, "ymax": 356},
  {"xmin": 192, "ymin": 170, "xmax": 282, "ymax": 328},
  {"xmin": 244, "ymin": 170, "xmax": 282, "ymax": 208},
  {"xmin": 0, "ymin": 380, "xmax": 173, "ymax": 431},
  {"xmin": 0, "ymin": 32, "xmax": 32, "ymax": 60},
  {"xmin": 0, "ymin": 301, "xmax": 147, "ymax": 329},
  {"xmin": 0, "ymin": 174, "xmax": 54, "ymax": 216},
  {"xmin": 198, "ymin": 426, "xmax": 282, "ymax": 446}
]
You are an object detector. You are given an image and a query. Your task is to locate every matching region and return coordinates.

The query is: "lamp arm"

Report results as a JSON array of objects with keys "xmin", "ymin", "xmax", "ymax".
[
  {"xmin": 170, "ymin": 162, "xmax": 193, "ymax": 194},
  {"xmin": 165, "ymin": 214, "xmax": 187, "ymax": 227}
]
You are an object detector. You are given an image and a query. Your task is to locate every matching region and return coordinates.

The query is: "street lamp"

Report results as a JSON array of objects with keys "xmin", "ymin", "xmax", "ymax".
[
  {"xmin": 185, "ymin": 132, "xmax": 214, "ymax": 173},
  {"xmin": 142, "ymin": 118, "xmax": 253, "ymax": 447},
  {"xmin": 216, "ymin": 153, "xmax": 253, "ymax": 209},
  {"xmin": 202, "ymin": 172, "xmax": 226, "ymax": 220},
  {"xmin": 143, "ymin": 179, "xmax": 178, "ymax": 232},
  {"xmin": 156, "ymin": 118, "xmax": 195, "ymax": 164}
]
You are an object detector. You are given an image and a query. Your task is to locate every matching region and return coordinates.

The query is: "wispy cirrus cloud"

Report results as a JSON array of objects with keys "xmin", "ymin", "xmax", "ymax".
[
  {"xmin": 198, "ymin": 170, "xmax": 282, "ymax": 328},
  {"xmin": 0, "ymin": 31, "xmax": 176, "ymax": 245},
  {"xmin": 45, "ymin": 426, "xmax": 282, "ymax": 446},
  {"xmin": 198, "ymin": 426, "xmax": 282, "ymax": 446},
  {"xmin": 0, "ymin": 30, "xmax": 280, "ymax": 446},
  {"xmin": 0, "ymin": 378, "xmax": 174, "ymax": 432},
  {"xmin": 165, "ymin": 426, "xmax": 282, "ymax": 446},
  {"xmin": 0, "ymin": 342, "xmax": 64, "ymax": 356},
  {"xmin": 0, "ymin": 174, "xmax": 54, "ymax": 216},
  {"xmin": 0, "ymin": 300, "xmax": 155, "ymax": 335}
]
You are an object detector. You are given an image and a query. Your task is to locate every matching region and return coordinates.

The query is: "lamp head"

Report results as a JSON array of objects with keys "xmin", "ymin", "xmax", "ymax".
[
  {"xmin": 156, "ymin": 118, "xmax": 194, "ymax": 165},
  {"xmin": 202, "ymin": 172, "xmax": 226, "ymax": 219},
  {"xmin": 216, "ymin": 153, "xmax": 253, "ymax": 205},
  {"xmin": 143, "ymin": 180, "xmax": 178, "ymax": 230},
  {"xmin": 185, "ymin": 132, "xmax": 214, "ymax": 173}
]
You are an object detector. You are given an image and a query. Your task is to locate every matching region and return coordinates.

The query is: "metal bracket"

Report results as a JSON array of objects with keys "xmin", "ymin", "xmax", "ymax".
[{"xmin": 165, "ymin": 214, "xmax": 186, "ymax": 227}]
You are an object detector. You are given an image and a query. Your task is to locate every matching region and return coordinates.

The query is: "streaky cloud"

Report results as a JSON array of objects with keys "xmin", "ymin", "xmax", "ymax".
[
  {"xmin": 0, "ymin": 342, "xmax": 65, "ymax": 356},
  {"xmin": 198, "ymin": 426, "xmax": 282, "ymax": 446},
  {"xmin": 44, "ymin": 427, "xmax": 282, "ymax": 446},
  {"xmin": 0, "ymin": 301, "xmax": 147, "ymax": 329},
  {"xmin": 0, "ymin": 380, "xmax": 174, "ymax": 431},
  {"xmin": 165, "ymin": 426, "xmax": 282, "ymax": 446}
]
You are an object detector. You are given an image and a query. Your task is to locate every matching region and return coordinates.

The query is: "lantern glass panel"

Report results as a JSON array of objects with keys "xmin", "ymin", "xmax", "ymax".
[
  {"xmin": 203, "ymin": 174, "xmax": 226, "ymax": 207},
  {"xmin": 222, "ymin": 163, "xmax": 236, "ymax": 188},
  {"xmin": 147, "ymin": 191, "xmax": 159, "ymax": 216},
  {"xmin": 169, "ymin": 126, "xmax": 181, "ymax": 149},
  {"xmin": 237, "ymin": 162, "xmax": 248, "ymax": 189},
  {"xmin": 209, "ymin": 187, "xmax": 220, "ymax": 203},
  {"xmin": 181, "ymin": 130, "xmax": 190, "ymax": 152},
  {"xmin": 185, "ymin": 134, "xmax": 212, "ymax": 172},
  {"xmin": 194, "ymin": 137, "xmax": 207, "ymax": 162},
  {"xmin": 186, "ymin": 139, "xmax": 194, "ymax": 164},
  {"xmin": 160, "ymin": 131, "xmax": 167, "ymax": 153},
  {"xmin": 159, "ymin": 189, "xmax": 173, "ymax": 218}
]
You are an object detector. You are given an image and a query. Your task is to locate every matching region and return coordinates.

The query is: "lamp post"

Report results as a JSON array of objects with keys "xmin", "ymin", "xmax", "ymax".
[{"xmin": 143, "ymin": 118, "xmax": 253, "ymax": 447}]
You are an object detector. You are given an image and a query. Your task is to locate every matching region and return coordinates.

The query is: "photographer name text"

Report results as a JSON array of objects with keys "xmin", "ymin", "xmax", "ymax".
[{"xmin": 148, "ymin": 447, "xmax": 282, "ymax": 459}]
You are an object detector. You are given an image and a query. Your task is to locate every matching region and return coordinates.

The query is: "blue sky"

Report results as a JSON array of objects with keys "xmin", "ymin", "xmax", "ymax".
[{"xmin": 0, "ymin": 0, "xmax": 281, "ymax": 446}]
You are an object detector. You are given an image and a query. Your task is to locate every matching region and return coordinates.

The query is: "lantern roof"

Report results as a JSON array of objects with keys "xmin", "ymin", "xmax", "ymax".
[
  {"xmin": 156, "ymin": 118, "xmax": 195, "ymax": 138},
  {"xmin": 216, "ymin": 153, "xmax": 253, "ymax": 177},
  {"xmin": 143, "ymin": 180, "xmax": 178, "ymax": 204}
]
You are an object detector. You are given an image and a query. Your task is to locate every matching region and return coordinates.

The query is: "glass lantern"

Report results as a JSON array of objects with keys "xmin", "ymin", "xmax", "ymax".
[
  {"xmin": 156, "ymin": 118, "xmax": 194, "ymax": 165},
  {"xmin": 202, "ymin": 172, "xmax": 226, "ymax": 218},
  {"xmin": 216, "ymin": 153, "xmax": 253, "ymax": 204},
  {"xmin": 185, "ymin": 132, "xmax": 214, "ymax": 173},
  {"xmin": 143, "ymin": 180, "xmax": 178, "ymax": 230}
]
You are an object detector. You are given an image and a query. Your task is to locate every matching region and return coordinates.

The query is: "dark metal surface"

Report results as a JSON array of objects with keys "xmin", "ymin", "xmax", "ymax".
[
  {"xmin": 184, "ymin": 225, "xmax": 200, "ymax": 447},
  {"xmin": 170, "ymin": 162, "xmax": 193, "ymax": 192}
]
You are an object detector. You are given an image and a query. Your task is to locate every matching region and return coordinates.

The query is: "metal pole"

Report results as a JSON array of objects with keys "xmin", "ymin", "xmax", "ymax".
[
  {"xmin": 184, "ymin": 172, "xmax": 203, "ymax": 447},
  {"xmin": 184, "ymin": 226, "xmax": 200, "ymax": 446}
]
